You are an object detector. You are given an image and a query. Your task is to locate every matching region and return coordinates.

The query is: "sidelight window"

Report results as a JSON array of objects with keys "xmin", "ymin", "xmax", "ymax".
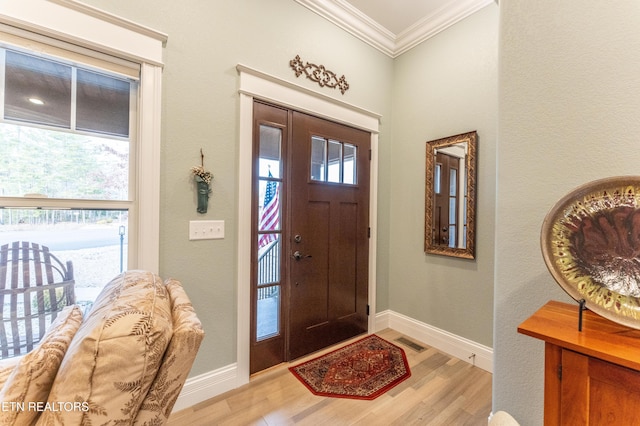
[{"xmin": 256, "ymin": 124, "xmax": 283, "ymax": 341}]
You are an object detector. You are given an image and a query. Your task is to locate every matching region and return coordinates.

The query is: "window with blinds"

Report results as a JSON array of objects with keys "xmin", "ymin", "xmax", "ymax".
[{"xmin": 0, "ymin": 32, "xmax": 140, "ymax": 311}]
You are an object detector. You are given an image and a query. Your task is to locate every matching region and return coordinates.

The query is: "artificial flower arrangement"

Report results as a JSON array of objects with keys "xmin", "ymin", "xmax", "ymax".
[
  {"xmin": 191, "ymin": 149, "xmax": 213, "ymax": 213},
  {"xmin": 190, "ymin": 165, "xmax": 213, "ymax": 185}
]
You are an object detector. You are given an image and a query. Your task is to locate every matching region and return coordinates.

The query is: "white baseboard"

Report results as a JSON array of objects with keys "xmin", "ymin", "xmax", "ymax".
[
  {"xmin": 375, "ymin": 309, "xmax": 493, "ymax": 373},
  {"xmin": 374, "ymin": 309, "xmax": 391, "ymax": 331},
  {"xmin": 172, "ymin": 363, "xmax": 238, "ymax": 412},
  {"xmin": 173, "ymin": 310, "xmax": 493, "ymax": 412}
]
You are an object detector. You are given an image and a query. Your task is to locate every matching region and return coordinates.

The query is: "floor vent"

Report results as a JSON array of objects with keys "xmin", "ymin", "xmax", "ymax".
[{"xmin": 395, "ymin": 337, "xmax": 426, "ymax": 352}]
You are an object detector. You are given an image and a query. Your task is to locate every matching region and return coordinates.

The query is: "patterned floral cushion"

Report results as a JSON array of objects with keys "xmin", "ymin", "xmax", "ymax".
[
  {"xmin": 0, "ymin": 357, "xmax": 20, "ymax": 390},
  {"xmin": 0, "ymin": 305, "xmax": 83, "ymax": 426},
  {"xmin": 37, "ymin": 270, "xmax": 173, "ymax": 425},
  {"xmin": 134, "ymin": 278, "xmax": 204, "ymax": 424}
]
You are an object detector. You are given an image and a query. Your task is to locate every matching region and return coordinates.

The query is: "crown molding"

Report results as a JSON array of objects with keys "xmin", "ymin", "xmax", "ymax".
[
  {"xmin": 395, "ymin": 0, "xmax": 494, "ymax": 56},
  {"xmin": 294, "ymin": 0, "xmax": 396, "ymax": 56},
  {"xmin": 294, "ymin": 0, "xmax": 494, "ymax": 58}
]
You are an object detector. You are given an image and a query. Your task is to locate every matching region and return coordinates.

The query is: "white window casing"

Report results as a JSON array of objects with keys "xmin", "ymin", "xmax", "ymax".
[{"xmin": 0, "ymin": 0, "xmax": 166, "ymax": 272}]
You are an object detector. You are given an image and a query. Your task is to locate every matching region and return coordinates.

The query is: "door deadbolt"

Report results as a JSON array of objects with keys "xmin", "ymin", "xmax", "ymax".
[{"xmin": 294, "ymin": 234, "xmax": 302, "ymax": 243}]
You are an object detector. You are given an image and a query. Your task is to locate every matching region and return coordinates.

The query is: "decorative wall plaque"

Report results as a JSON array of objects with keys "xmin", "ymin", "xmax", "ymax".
[{"xmin": 289, "ymin": 55, "xmax": 349, "ymax": 94}]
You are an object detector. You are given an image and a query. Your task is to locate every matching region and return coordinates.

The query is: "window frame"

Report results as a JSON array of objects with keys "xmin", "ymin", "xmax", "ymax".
[{"xmin": 0, "ymin": 1, "xmax": 166, "ymax": 272}]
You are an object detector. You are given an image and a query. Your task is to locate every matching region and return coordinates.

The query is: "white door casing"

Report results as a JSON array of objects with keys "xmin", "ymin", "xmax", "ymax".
[{"xmin": 237, "ymin": 64, "xmax": 380, "ymax": 385}]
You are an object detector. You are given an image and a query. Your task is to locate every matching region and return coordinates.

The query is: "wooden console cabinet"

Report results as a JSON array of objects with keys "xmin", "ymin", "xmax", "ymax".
[{"xmin": 518, "ymin": 300, "xmax": 640, "ymax": 425}]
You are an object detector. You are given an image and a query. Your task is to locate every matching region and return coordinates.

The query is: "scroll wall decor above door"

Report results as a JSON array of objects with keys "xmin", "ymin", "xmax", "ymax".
[
  {"xmin": 425, "ymin": 131, "xmax": 477, "ymax": 259},
  {"xmin": 289, "ymin": 55, "xmax": 349, "ymax": 94}
]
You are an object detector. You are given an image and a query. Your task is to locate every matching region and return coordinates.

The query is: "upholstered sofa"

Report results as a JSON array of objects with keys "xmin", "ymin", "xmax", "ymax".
[{"xmin": 0, "ymin": 270, "xmax": 204, "ymax": 425}]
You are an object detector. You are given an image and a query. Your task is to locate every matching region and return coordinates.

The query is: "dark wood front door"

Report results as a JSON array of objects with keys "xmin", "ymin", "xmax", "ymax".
[
  {"xmin": 288, "ymin": 111, "xmax": 370, "ymax": 360},
  {"xmin": 250, "ymin": 103, "xmax": 371, "ymax": 373}
]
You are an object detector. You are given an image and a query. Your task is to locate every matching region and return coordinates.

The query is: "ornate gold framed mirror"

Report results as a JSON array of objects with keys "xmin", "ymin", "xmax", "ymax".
[{"xmin": 424, "ymin": 131, "xmax": 477, "ymax": 259}]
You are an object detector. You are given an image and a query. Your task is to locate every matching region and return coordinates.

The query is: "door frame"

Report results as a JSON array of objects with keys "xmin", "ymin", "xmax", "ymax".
[{"xmin": 236, "ymin": 64, "xmax": 380, "ymax": 386}]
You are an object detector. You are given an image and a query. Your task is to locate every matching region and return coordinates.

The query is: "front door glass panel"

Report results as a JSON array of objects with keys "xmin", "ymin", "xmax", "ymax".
[
  {"xmin": 310, "ymin": 136, "xmax": 357, "ymax": 185},
  {"xmin": 344, "ymin": 143, "xmax": 357, "ymax": 184},
  {"xmin": 310, "ymin": 136, "xmax": 326, "ymax": 181},
  {"xmin": 327, "ymin": 140, "xmax": 342, "ymax": 183}
]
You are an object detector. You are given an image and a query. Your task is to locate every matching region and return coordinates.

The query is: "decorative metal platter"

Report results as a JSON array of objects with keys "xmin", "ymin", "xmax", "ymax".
[{"xmin": 541, "ymin": 176, "xmax": 640, "ymax": 329}]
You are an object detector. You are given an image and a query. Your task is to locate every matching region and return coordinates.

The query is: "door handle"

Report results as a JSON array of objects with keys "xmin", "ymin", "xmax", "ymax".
[{"xmin": 292, "ymin": 250, "xmax": 312, "ymax": 260}]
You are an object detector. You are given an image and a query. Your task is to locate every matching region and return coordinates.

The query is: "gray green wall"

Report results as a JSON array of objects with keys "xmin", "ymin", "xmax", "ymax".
[
  {"xmin": 390, "ymin": 4, "xmax": 497, "ymax": 348},
  {"xmin": 79, "ymin": 0, "xmax": 394, "ymax": 376},
  {"xmin": 71, "ymin": 1, "xmax": 640, "ymax": 423},
  {"xmin": 494, "ymin": 1, "xmax": 640, "ymax": 423},
  {"xmin": 80, "ymin": 0, "xmax": 497, "ymax": 396}
]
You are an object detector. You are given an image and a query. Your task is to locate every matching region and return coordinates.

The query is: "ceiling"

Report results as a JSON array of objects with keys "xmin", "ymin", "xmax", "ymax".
[
  {"xmin": 295, "ymin": 0, "xmax": 494, "ymax": 57},
  {"xmin": 345, "ymin": 0, "xmax": 456, "ymax": 35}
]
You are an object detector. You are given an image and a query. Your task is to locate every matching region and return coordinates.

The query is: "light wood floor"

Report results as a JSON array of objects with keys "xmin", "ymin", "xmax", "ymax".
[{"xmin": 168, "ymin": 329, "xmax": 492, "ymax": 425}]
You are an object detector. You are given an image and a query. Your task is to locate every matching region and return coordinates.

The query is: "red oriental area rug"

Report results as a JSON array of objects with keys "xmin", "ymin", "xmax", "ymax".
[{"xmin": 289, "ymin": 334, "xmax": 411, "ymax": 400}]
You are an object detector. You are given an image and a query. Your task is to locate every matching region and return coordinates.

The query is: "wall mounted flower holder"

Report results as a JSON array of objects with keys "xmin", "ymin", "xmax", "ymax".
[{"xmin": 191, "ymin": 149, "xmax": 213, "ymax": 214}]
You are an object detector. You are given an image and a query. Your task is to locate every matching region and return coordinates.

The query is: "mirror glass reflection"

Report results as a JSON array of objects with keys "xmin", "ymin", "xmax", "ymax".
[{"xmin": 425, "ymin": 131, "xmax": 477, "ymax": 259}]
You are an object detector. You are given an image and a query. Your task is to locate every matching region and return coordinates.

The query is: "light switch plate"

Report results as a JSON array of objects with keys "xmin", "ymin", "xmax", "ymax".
[{"xmin": 189, "ymin": 220, "xmax": 224, "ymax": 240}]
